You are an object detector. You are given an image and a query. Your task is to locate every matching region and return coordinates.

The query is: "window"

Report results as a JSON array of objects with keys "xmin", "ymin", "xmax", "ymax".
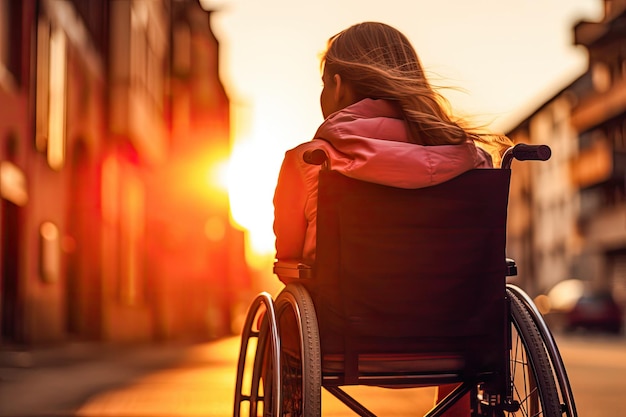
[
  {"xmin": 0, "ymin": 2, "xmax": 18, "ymax": 88},
  {"xmin": 592, "ymin": 62, "xmax": 611, "ymax": 93},
  {"xmin": 40, "ymin": 222, "xmax": 61, "ymax": 283},
  {"xmin": 48, "ymin": 26, "xmax": 67, "ymax": 170},
  {"xmin": 35, "ymin": 18, "xmax": 67, "ymax": 171},
  {"xmin": 119, "ymin": 172, "xmax": 145, "ymax": 306},
  {"xmin": 102, "ymin": 156, "xmax": 146, "ymax": 306},
  {"xmin": 0, "ymin": 3, "xmax": 8, "ymax": 72}
]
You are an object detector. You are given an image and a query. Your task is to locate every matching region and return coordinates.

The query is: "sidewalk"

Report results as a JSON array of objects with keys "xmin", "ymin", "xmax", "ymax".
[
  {"xmin": 1, "ymin": 336, "xmax": 439, "ymax": 417},
  {"xmin": 1, "ymin": 337, "xmax": 240, "ymax": 417},
  {"xmin": 76, "ymin": 337, "xmax": 239, "ymax": 417}
]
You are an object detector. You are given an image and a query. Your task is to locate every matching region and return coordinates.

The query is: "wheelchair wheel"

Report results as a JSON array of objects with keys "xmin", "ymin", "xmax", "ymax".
[
  {"xmin": 273, "ymin": 283, "xmax": 322, "ymax": 417},
  {"xmin": 506, "ymin": 289, "xmax": 561, "ymax": 417},
  {"xmin": 234, "ymin": 293, "xmax": 281, "ymax": 417}
]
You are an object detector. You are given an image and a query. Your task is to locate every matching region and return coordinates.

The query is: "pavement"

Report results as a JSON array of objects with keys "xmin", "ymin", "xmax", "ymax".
[
  {"xmin": 0, "ymin": 336, "xmax": 241, "ymax": 417},
  {"xmin": 2, "ymin": 327, "xmax": 623, "ymax": 417},
  {"xmin": 0, "ymin": 335, "xmax": 439, "ymax": 417}
]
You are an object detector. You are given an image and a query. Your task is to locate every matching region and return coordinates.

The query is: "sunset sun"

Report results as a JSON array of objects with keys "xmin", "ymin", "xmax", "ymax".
[{"xmin": 227, "ymin": 139, "xmax": 283, "ymax": 260}]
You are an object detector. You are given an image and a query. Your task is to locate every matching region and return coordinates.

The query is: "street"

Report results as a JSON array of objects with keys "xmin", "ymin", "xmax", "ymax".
[
  {"xmin": 78, "ymin": 332, "xmax": 626, "ymax": 417},
  {"xmin": 554, "ymin": 333, "xmax": 626, "ymax": 417},
  {"xmin": 74, "ymin": 337, "xmax": 439, "ymax": 417},
  {"xmin": 1, "ymin": 332, "xmax": 624, "ymax": 416}
]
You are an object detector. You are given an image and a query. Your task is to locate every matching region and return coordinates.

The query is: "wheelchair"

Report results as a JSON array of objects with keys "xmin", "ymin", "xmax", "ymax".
[{"xmin": 234, "ymin": 144, "xmax": 577, "ymax": 417}]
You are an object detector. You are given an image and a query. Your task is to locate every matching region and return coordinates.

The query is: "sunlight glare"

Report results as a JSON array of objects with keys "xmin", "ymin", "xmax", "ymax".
[
  {"xmin": 227, "ymin": 140, "xmax": 282, "ymax": 257},
  {"xmin": 211, "ymin": 159, "xmax": 231, "ymax": 191}
]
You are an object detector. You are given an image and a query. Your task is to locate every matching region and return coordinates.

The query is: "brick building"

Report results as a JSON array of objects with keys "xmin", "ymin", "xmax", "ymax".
[
  {"xmin": 0, "ymin": 0, "xmax": 248, "ymax": 345},
  {"xmin": 506, "ymin": 0, "xmax": 626, "ymax": 310}
]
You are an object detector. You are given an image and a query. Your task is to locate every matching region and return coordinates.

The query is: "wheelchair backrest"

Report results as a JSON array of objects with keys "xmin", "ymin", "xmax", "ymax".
[{"xmin": 308, "ymin": 168, "xmax": 511, "ymax": 377}]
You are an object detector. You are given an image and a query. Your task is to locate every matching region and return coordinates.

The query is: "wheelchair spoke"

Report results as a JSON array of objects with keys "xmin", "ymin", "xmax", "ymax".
[
  {"xmin": 508, "ymin": 289, "xmax": 561, "ymax": 417},
  {"xmin": 281, "ymin": 351, "xmax": 304, "ymax": 416}
]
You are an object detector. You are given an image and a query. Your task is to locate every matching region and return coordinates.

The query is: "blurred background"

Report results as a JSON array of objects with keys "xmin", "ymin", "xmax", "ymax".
[{"xmin": 0, "ymin": 0, "xmax": 624, "ymax": 350}]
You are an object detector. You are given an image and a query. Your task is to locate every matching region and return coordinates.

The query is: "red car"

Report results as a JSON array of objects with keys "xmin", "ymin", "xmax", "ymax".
[{"xmin": 566, "ymin": 292, "xmax": 624, "ymax": 334}]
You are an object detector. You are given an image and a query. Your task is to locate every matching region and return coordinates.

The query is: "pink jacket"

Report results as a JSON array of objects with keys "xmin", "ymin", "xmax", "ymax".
[{"xmin": 273, "ymin": 99, "xmax": 492, "ymax": 264}]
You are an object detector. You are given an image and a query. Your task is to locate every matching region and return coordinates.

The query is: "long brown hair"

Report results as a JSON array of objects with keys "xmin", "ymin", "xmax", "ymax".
[{"xmin": 322, "ymin": 22, "xmax": 484, "ymax": 146}]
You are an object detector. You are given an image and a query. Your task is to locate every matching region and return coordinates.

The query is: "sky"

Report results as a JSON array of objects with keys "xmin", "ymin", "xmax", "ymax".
[{"xmin": 200, "ymin": 0, "xmax": 603, "ymax": 259}]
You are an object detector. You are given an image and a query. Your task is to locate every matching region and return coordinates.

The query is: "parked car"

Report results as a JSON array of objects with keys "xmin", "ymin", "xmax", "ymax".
[{"xmin": 565, "ymin": 292, "xmax": 623, "ymax": 334}]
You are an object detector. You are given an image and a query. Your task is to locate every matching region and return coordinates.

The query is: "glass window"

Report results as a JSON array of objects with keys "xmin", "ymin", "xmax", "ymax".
[
  {"xmin": 119, "ymin": 173, "xmax": 145, "ymax": 306},
  {"xmin": 40, "ymin": 222, "xmax": 61, "ymax": 283},
  {"xmin": 48, "ymin": 26, "xmax": 67, "ymax": 170},
  {"xmin": 35, "ymin": 17, "xmax": 51, "ymax": 152},
  {"xmin": 0, "ymin": 2, "xmax": 11, "ymax": 88},
  {"xmin": 35, "ymin": 18, "xmax": 67, "ymax": 171},
  {"xmin": 592, "ymin": 62, "xmax": 611, "ymax": 93},
  {"xmin": 0, "ymin": 2, "xmax": 22, "ymax": 87}
]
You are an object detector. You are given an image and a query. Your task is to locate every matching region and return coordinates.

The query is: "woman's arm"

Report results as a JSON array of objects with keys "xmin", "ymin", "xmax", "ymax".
[{"xmin": 273, "ymin": 150, "xmax": 309, "ymax": 261}]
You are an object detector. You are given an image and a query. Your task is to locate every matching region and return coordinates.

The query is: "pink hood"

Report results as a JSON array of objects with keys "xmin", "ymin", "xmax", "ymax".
[
  {"xmin": 273, "ymin": 99, "xmax": 492, "ymax": 265},
  {"xmin": 310, "ymin": 98, "xmax": 492, "ymax": 188}
]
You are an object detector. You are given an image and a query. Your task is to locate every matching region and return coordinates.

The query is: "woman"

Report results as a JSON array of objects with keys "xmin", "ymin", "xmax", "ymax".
[
  {"xmin": 274, "ymin": 21, "xmax": 507, "ymax": 265},
  {"xmin": 273, "ymin": 21, "xmax": 510, "ymax": 416}
]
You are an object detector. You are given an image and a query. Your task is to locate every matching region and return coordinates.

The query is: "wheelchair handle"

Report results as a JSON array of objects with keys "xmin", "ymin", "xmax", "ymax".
[
  {"xmin": 303, "ymin": 149, "xmax": 329, "ymax": 166},
  {"xmin": 501, "ymin": 143, "xmax": 551, "ymax": 169}
]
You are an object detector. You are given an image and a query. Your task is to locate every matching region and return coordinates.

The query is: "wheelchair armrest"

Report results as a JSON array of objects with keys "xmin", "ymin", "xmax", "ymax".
[
  {"xmin": 273, "ymin": 260, "xmax": 313, "ymax": 281},
  {"xmin": 506, "ymin": 258, "xmax": 518, "ymax": 276}
]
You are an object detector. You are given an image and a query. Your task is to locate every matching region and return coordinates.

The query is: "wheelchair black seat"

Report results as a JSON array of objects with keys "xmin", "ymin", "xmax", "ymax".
[{"xmin": 295, "ymin": 169, "xmax": 510, "ymax": 383}]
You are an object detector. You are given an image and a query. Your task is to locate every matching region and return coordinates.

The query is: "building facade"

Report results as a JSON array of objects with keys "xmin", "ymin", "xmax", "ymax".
[
  {"xmin": 507, "ymin": 0, "xmax": 626, "ymax": 309},
  {"xmin": 0, "ymin": 0, "xmax": 247, "ymax": 345}
]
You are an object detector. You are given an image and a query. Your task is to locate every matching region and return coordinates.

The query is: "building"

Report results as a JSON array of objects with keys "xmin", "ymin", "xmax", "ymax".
[
  {"xmin": 0, "ymin": 0, "xmax": 247, "ymax": 345},
  {"xmin": 145, "ymin": 0, "xmax": 251, "ymax": 340},
  {"xmin": 1, "ymin": 0, "xmax": 109, "ymax": 344},
  {"xmin": 506, "ymin": 0, "xmax": 626, "ymax": 308}
]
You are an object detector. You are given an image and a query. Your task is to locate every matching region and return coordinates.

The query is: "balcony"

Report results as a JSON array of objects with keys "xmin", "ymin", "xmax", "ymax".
[
  {"xmin": 570, "ymin": 77, "xmax": 626, "ymax": 133},
  {"xmin": 570, "ymin": 138, "xmax": 626, "ymax": 188}
]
